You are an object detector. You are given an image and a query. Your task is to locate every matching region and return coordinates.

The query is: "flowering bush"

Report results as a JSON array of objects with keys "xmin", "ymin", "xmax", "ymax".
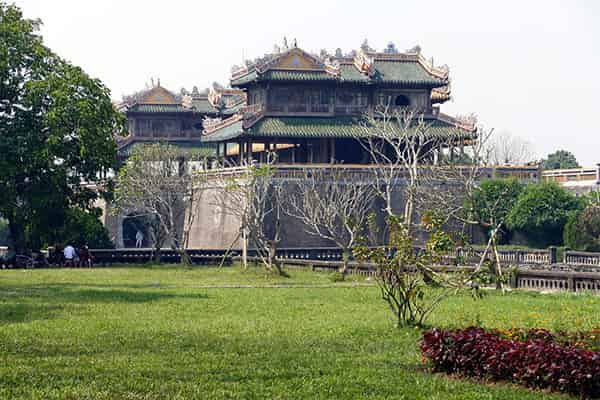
[{"xmin": 422, "ymin": 327, "xmax": 600, "ymax": 398}]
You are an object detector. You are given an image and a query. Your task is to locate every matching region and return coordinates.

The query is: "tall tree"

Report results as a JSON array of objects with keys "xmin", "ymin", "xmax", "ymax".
[
  {"xmin": 542, "ymin": 150, "xmax": 580, "ymax": 170},
  {"xmin": 0, "ymin": 3, "xmax": 124, "ymax": 252}
]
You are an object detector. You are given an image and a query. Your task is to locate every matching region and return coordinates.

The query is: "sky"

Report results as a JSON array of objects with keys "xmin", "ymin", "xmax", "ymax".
[{"xmin": 12, "ymin": 0, "xmax": 600, "ymax": 166}]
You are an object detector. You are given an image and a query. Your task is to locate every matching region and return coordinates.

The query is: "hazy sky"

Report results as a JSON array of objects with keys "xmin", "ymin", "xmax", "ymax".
[{"xmin": 12, "ymin": 0, "xmax": 600, "ymax": 165}]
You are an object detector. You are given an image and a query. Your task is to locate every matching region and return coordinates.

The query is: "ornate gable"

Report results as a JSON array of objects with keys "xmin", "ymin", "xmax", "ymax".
[
  {"xmin": 138, "ymin": 85, "xmax": 178, "ymax": 105},
  {"xmin": 268, "ymin": 48, "xmax": 324, "ymax": 71}
]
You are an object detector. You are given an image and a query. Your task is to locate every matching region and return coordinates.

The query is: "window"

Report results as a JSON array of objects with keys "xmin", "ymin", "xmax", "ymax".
[{"xmin": 395, "ymin": 95, "xmax": 411, "ymax": 107}]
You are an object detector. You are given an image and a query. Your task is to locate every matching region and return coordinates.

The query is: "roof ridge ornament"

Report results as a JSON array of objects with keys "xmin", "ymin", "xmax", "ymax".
[
  {"xmin": 354, "ymin": 48, "xmax": 374, "ymax": 76},
  {"xmin": 182, "ymin": 94, "xmax": 193, "ymax": 109},
  {"xmin": 208, "ymin": 86, "xmax": 222, "ymax": 107},
  {"xmin": 324, "ymin": 57, "xmax": 340, "ymax": 76}
]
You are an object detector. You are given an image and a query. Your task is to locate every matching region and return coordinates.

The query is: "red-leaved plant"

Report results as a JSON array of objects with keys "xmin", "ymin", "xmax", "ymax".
[{"xmin": 421, "ymin": 327, "xmax": 600, "ymax": 398}]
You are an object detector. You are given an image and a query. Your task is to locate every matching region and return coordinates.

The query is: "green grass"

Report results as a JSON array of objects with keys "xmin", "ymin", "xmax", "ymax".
[{"xmin": 1, "ymin": 265, "xmax": 599, "ymax": 399}]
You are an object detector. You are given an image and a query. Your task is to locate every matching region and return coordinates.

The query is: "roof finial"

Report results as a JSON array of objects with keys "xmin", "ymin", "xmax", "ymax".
[
  {"xmin": 150, "ymin": 77, "xmax": 155, "ymax": 88},
  {"xmin": 157, "ymin": 78, "xmax": 161, "ymax": 87},
  {"xmin": 293, "ymin": 38, "xmax": 297, "ymax": 48},
  {"xmin": 283, "ymin": 36, "xmax": 288, "ymax": 50}
]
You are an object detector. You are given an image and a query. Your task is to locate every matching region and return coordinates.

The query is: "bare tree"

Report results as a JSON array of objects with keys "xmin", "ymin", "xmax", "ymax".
[
  {"xmin": 285, "ymin": 167, "xmax": 376, "ymax": 274},
  {"xmin": 212, "ymin": 155, "xmax": 285, "ymax": 274},
  {"xmin": 113, "ymin": 143, "xmax": 210, "ymax": 265},
  {"xmin": 485, "ymin": 131, "xmax": 535, "ymax": 166},
  {"xmin": 358, "ymin": 106, "xmax": 460, "ymax": 232}
]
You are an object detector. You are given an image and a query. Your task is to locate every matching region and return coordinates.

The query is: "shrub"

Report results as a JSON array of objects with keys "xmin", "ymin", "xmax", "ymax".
[
  {"xmin": 564, "ymin": 205, "xmax": 600, "ymax": 252},
  {"xmin": 468, "ymin": 178, "xmax": 524, "ymax": 242},
  {"xmin": 506, "ymin": 182, "xmax": 582, "ymax": 246},
  {"xmin": 422, "ymin": 327, "xmax": 600, "ymax": 398}
]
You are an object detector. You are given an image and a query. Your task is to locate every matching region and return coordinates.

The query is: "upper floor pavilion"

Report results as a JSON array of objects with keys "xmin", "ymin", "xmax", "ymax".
[{"xmin": 201, "ymin": 43, "xmax": 477, "ymax": 166}]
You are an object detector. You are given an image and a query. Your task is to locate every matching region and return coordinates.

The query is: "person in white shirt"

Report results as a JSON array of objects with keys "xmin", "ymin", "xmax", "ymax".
[
  {"xmin": 64, "ymin": 244, "xmax": 76, "ymax": 267},
  {"xmin": 135, "ymin": 230, "xmax": 144, "ymax": 248}
]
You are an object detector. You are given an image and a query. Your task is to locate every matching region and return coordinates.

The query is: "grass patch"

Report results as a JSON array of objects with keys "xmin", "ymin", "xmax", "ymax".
[{"xmin": 1, "ymin": 265, "xmax": 598, "ymax": 399}]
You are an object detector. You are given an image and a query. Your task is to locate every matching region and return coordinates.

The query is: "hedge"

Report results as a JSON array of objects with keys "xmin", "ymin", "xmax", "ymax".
[{"xmin": 421, "ymin": 327, "xmax": 600, "ymax": 398}]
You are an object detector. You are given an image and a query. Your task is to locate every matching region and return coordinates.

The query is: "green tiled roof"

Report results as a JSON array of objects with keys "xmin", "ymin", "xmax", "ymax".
[
  {"xmin": 118, "ymin": 139, "xmax": 216, "ymax": 156},
  {"xmin": 127, "ymin": 104, "xmax": 193, "ymax": 113},
  {"xmin": 339, "ymin": 64, "xmax": 370, "ymax": 83},
  {"xmin": 372, "ymin": 60, "xmax": 446, "ymax": 86},
  {"xmin": 230, "ymin": 70, "xmax": 259, "ymax": 86},
  {"xmin": 201, "ymin": 120, "xmax": 245, "ymax": 143},
  {"xmin": 202, "ymin": 116, "xmax": 474, "ymax": 142},
  {"xmin": 192, "ymin": 98, "xmax": 220, "ymax": 114},
  {"xmin": 232, "ymin": 60, "xmax": 447, "ymax": 87},
  {"xmin": 260, "ymin": 70, "xmax": 337, "ymax": 82}
]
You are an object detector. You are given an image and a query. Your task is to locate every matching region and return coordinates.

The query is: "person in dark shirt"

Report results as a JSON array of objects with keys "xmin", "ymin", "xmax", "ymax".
[{"xmin": 79, "ymin": 244, "xmax": 92, "ymax": 268}]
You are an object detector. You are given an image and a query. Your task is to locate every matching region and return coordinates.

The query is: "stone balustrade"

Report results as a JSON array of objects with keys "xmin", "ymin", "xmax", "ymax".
[{"xmin": 563, "ymin": 250, "xmax": 600, "ymax": 266}]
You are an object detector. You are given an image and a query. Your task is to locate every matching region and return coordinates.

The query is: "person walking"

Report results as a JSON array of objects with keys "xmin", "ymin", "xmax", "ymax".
[{"xmin": 135, "ymin": 230, "xmax": 144, "ymax": 248}]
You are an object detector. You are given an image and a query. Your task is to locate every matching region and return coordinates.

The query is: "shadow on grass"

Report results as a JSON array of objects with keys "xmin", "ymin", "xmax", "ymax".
[
  {"xmin": 0, "ymin": 303, "xmax": 64, "ymax": 324},
  {"xmin": 0, "ymin": 284, "xmax": 208, "ymax": 307}
]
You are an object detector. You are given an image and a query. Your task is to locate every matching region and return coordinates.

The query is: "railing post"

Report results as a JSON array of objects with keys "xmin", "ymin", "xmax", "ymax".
[
  {"xmin": 563, "ymin": 247, "xmax": 570, "ymax": 264},
  {"xmin": 510, "ymin": 269, "xmax": 518, "ymax": 289},
  {"xmin": 567, "ymin": 273, "xmax": 575, "ymax": 292},
  {"xmin": 549, "ymin": 246, "xmax": 557, "ymax": 265}
]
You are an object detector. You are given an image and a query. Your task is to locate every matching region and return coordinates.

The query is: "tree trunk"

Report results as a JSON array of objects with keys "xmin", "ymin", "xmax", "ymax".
[
  {"xmin": 267, "ymin": 241, "xmax": 276, "ymax": 270},
  {"xmin": 267, "ymin": 240, "xmax": 284, "ymax": 275},
  {"xmin": 178, "ymin": 248, "xmax": 192, "ymax": 265},
  {"xmin": 340, "ymin": 248, "xmax": 351, "ymax": 276},
  {"xmin": 492, "ymin": 237, "xmax": 504, "ymax": 292},
  {"xmin": 153, "ymin": 246, "xmax": 162, "ymax": 263},
  {"xmin": 8, "ymin": 215, "xmax": 27, "ymax": 254}
]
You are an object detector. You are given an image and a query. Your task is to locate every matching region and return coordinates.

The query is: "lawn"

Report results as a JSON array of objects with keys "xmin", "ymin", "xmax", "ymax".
[{"xmin": 1, "ymin": 265, "xmax": 599, "ymax": 399}]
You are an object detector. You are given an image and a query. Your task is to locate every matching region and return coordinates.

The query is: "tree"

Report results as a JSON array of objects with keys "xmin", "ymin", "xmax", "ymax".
[
  {"xmin": 285, "ymin": 167, "xmax": 376, "ymax": 275},
  {"xmin": 113, "ymin": 143, "xmax": 210, "ymax": 264},
  {"xmin": 542, "ymin": 150, "xmax": 580, "ymax": 170},
  {"xmin": 485, "ymin": 131, "xmax": 535, "ymax": 166},
  {"xmin": 358, "ymin": 107, "xmax": 479, "ymax": 233},
  {"xmin": 0, "ymin": 3, "xmax": 124, "ymax": 253},
  {"xmin": 507, "ymin": 182, "xmax": 582, "ymax": 246},
  {"xmin": 214, "ymin": 157, "xmax": 286, "ymax": 274},
  {"xmin": 468, "ymin": 179, "xmax": 524, "ymax": 238},
  {"xmin": 355, "ymin": 211, "xmax": 477, "ymax": 327},
  {"xmin": 358, "ymin": 106, "xmax": 515, "ymax": 291},
  {"xmin": 358, "ymin": 108, "xmax": 439, "ymax": 226},
  {"xmin": 464, "ymin": 179, "xmax": 524, "ymax": 289},
  {"xmin": 47, "ymin": 208, "xmax": 114, "ymax": 249},
  {"xmin": 564, "ymin": 194, "xmax": 600, "ymax": 251}
]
